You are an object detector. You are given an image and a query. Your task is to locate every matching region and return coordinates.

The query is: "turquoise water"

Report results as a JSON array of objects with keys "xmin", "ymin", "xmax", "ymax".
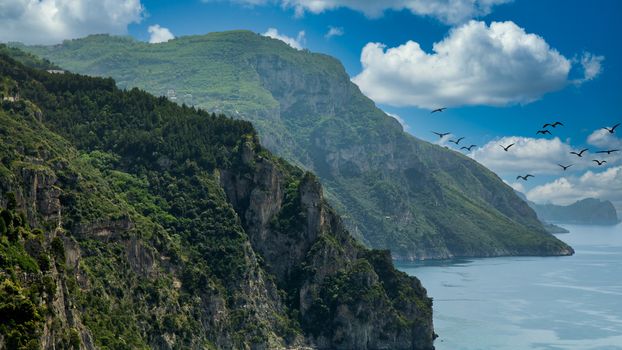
[{"xmin": 397, "ymin": 224, "xmax": 622, "ymax": 350}]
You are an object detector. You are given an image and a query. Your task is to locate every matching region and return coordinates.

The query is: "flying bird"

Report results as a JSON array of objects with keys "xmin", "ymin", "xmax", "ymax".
[
  {"xmin": 431, "ymin": 107, "xmax": 447, "ymax": 114},
  {"xmin": 461, "ymin": 144, "xmax": 477, "ymax": 151},
  {"xmin": 593, "ymin": 160, "xmax": 607, "ymax": 166},
  {"xmin": 500, "ymin": 143, "xmax": 515, "ymax": 152},
  {"xmin": 603, "ymin": 123, "xmax": 620, "ymax": 134},
  {"xmin": 596, "ymin": 149, "xmax": 619, "ymax": 155},
  {"xmin": 432, "ymin": 131, "xmax": 451, "ymax": 138},
  {"xmin": 516, "ymin": 174, "xmax": 535, "ymax": 181},
  {"xmin": 543, "ymin": 121, "xmax": 564, "ymax": 128},
  {"xmin": 570, "ymin": 149, "xmax": 589, "ymax": 157},
  {"xmin": 536, "ymin": 130, "xmax": 552, "ymax": 135},
  {"xmin": 449, "ymin": 137, "xmax": 465, "ymax": 145},
  {"xmin": 558, "ymin": 164, "xmax": 573, "ymax": 171}
]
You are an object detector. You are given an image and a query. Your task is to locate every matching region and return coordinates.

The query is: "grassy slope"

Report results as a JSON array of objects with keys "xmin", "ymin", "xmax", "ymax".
[{"xmin": 20, "ymin": 32, "xmax": 573, "ymax": 259}]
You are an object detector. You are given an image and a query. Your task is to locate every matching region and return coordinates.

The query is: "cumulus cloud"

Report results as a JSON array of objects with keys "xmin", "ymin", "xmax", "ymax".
[
  {"xmin": 208, "ymin": 0, "xmax": 511, "ymax": 24},
  {"xmin": 469, "ymin": 136, "xmax": 613, "ymax": 176},
  {"xmin": 587, "ymin": 127, "xmax": 622, "ymax": 150},
  {"xmin": 0, "ymin": 0, "xmax": 144, "ymax": 44},
  {"xmin": 262, "ymin": 28, "xmax": 305, "ymax": 49},
  {"xmin": 325, "ymin": 26, "xmax": 344, "ymax": 39},
  {"xmin": 351, "ymin": 20, "xmax": 602, "ymax": 109},
  {"xmin": 527, "ymin": 166, "xmax": 622, "ymax": 209},
  {"xmin": 148, "ymin": 24, "xmax": 174, "ymax": 43}
]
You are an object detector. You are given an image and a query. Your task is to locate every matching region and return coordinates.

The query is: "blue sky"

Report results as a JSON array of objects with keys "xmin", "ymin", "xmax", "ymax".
[{"xmin": 1, "ymin": 0, "xmax": 621, "ymax": 208}]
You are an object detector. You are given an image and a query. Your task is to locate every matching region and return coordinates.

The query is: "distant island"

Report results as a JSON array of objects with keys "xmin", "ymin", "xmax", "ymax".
[
  {"xmin": 517, "ymin": 193, "xmax": 619, "ymax": 226},
  {"xmin": 531, "ymin": 198, "xmax": 619, "ymax": 226}
]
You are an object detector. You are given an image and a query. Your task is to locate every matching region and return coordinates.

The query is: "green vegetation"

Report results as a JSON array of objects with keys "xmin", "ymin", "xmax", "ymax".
[
  {"xmin": 0, "ymin": 44, "xmax": 59, "ymax": 71},
  {"xmin": 18, "ymin": 31, "xmax": 573, "ymax": 259},
  {"xmin": 0, "ymin": 51, "xmax": 434, "ymax": 349},
  {"xmin": 0, "ymin": 203, "xmax": 57, "ymax": 350}
]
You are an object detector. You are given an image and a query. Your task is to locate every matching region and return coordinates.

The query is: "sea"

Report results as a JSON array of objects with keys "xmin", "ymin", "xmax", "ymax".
[{"xmin": 397, "ymin": 223, "xmax": 622, "ymax": 350}]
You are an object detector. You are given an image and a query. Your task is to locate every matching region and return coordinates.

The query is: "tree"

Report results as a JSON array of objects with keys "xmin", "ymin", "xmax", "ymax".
[
  {"xmin": 6, "ymin": 192, "xmax": 17, "ymax": 210},
  {"xmin": 0, "ymin": 216, "xmax": 6, "ymax": 236}
]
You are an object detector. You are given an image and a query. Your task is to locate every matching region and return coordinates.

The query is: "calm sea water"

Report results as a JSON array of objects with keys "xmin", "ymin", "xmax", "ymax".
[{"xmin": 397, "ymin": 224, "xmax": 622, "ymax": 350}]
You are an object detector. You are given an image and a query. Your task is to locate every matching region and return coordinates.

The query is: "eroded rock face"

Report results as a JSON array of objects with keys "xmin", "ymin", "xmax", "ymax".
[{"xmin": 220, "ymin": 146, "xmax": 435, "ymax": 350}]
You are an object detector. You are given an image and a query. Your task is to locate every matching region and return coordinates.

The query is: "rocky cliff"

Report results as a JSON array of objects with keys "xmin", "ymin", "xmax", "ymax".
[
  {"xmin": 19, "ymin": 31, "xmax": 573, "ymax": 259},
  {"xmin": 0, "ymin": 52, "xmax": 434, "ymax": 349}
]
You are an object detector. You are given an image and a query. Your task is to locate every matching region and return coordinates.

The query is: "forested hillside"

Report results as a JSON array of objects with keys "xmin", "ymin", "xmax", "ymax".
[
  {"xmin": 20, "ymin": 32, "xmax": 573, "ymax": 259},
  {"xmin": 0, "ymin": 53, "xmax": 434, "ymax": 349}
]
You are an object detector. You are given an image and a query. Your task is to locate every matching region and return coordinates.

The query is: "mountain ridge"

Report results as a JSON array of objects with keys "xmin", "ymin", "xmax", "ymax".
[
  {"xmin": 0, "ymin": 52, "xmax": 434, "ymax": 349},
  {"xmin": 17, "ymin": 31, "xmax": 574, "ymax": 259},
  {"xmin": 529, "ymin": 197, "xmax": 619, "ymax": 226}
]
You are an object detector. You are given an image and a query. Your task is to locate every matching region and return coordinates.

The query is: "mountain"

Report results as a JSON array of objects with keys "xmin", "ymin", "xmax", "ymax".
[
  {"xmin": 0, "ymin": 53, "xmax": 434, "ymax": 349},
  {"xmin": 531, "ymin": 199, "xmax": 619, "ymax": 226},
  {"xmin": 18, "ymin": 32, "xmax": 573, "ymax": 259}
]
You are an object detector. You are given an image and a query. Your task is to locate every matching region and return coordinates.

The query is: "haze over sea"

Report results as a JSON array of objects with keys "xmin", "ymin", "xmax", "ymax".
[{"xmin": 398, "ymin": 224, "xmax": 622, "ymax": 350}]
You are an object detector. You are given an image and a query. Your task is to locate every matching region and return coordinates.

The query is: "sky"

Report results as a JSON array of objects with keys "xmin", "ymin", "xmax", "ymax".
[{"xmin": 1, "ymin": 0, "xmax": 621, "ymax": 209}]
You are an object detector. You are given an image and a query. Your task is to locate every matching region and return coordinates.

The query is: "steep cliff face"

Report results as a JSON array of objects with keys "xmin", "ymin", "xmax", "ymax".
[
  {"xmin": 20, "ymin": 31, "xmax": 573, "ymax": 259},
  {"xmin": 220, "ymin": 145, "xmax": 434, "ymax": 348},
  {"xmin": 0, "ymin": 53, "xmax": 434, "ymax": 349}
]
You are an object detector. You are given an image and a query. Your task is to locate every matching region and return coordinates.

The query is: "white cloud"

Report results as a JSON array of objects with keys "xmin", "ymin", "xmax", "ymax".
[
  {"xmin": 262, "ymin": 28, "xmax": 305, "ymax": 49},
  {"xmin": 432, "ymin": 133, "xmax": 454, "ymax": 147},
  {"xmin": 469, "ymin": 136, "xmax": 615, "ymax": 176},
  {"xmin": 527, "ymin": 166, "xmax": 622, "ymax": 209},
  {"xmin": 0, "ymin": 0, "xmax": 144, "ymax": 44},
  {"xmin": 587, "ymin": 128, "xmax": 622, "ymax": 150},
  {"xmin": 148, "ymin": 24, "xmax": 174, "ymax": 44},
  {"xmin": 212, "ymin": 0, "xmax": 511, "ymax": 24},
  {"xmin": 507, "ymin": 180, "xmax": 525, "ymax": 194},
  {"xmin": 575, "ymin": 52, "xmax": 604, "ymax": 84},
  {"xmin": 325, "ymin": 26, "xmax": 344, "ymax": 39},
  {"xmin": 385, "ymin": 112, "xmax": 410, "ymax": 131},
  {"xmin": 351, "ymin": 21, "xmax": 602, "ymax": 109}
]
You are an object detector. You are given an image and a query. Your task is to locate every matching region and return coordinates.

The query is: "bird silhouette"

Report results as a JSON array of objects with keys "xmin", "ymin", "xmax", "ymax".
[
  {"xmin": 593, "ymin": 160, "xmax": 607, "ymax": 166},
  {"xmin": 543, "ymin": 121, "xmax": 564, "ymax": 128},
  {"xmin": 596, "ymin": 149, "xmax": 619, "ymax": 155},
  {"xmin": 516, "ymin": 174, "xmax": 535, "ymax": 181},
  {"xmin": 536, "ymin": 130, "xmax": 552, "ymax": 135},
  {"xmin": 570, "ymin": 148, "xmax": 589, "ymax": 157},
  {"xmin": 500, "ymin": 143, "xmax": 515, "ymax": 152},
  {"xmin": 558, "ymin": 164, "xmax": 573, "ymax": 171},
  {"xmin": 449, "ymin": 137, "xmax": 465, "ymax": 145},
  {"xmin": 432, "ymin": 131, "xmax": 451, "ymax": 138},
  {"xmin": 461, "ymin": 144, "xmax": 477, "ymax": 151},
  {"xmin": 431, "ymin": 107, "xmax": 447, "ymax": 114},
  {"xmin": 603, "ymin": 123, "xmax": 620, "ymax": 134}
]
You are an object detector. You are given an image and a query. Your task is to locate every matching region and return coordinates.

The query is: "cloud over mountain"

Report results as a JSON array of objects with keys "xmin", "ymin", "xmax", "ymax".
[
  {"xmin": 148, "ymin": 24, "xmax": 174, "ymax": 44},
  {"xmin": 527, "ymin": 166, "xmax": 622, "ymax": 209},
  {"xmin": 262, "ymin": 27, "xmax": 305, "ymax": 49}
]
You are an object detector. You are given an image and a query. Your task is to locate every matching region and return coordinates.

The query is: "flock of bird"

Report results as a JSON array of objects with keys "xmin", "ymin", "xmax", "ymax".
[{"xmin": 430, "ymin": 108, "xmax": 620, "ymax": 182}]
